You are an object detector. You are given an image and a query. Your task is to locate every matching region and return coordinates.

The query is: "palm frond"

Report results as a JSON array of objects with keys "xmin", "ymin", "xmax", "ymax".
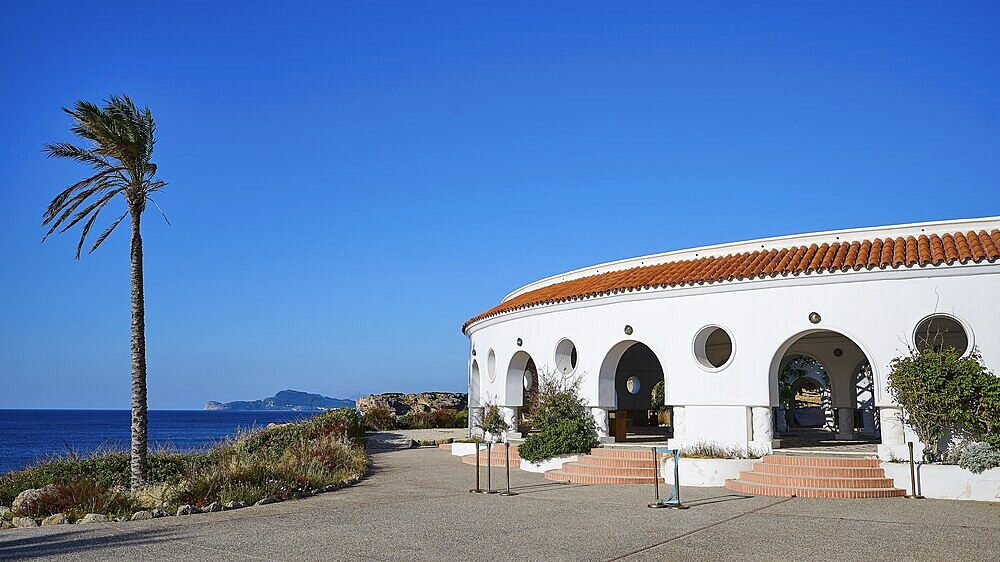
[
  {"xmin": 43, "ymin": 94, "xmax": 166, "ymax": 257},
  {"xmin": 89, "ymin": 211, "xmax": 128, "ymax": 254},
  {"xmin": 147, "ymin": 197, "xmax": 171, "ymax": 226},
  {"xmin": 74, "ymin": 200, "xmax": 110, "ymax": 260},
  {"xmin": 60, "ymin": 189, "xmax": 122, "ymax": 234}
]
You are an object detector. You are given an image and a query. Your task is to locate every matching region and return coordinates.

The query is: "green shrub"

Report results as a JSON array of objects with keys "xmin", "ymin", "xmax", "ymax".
[
  {"xmin": 517, "ymin": 372, "xmax": 598, "ymax": 462},
  {"xmin": 958, "ymin": 442, "xmax": 1000, "ymax": 474},
  {"xmin": 518, "ymin": 418, "xmax": 598, "ymax": 462},
  {"xmin": 362, "ymin": 405, "xmax": 397, "ymax": 432},
  {"xmin": 888, "ymin": 348, "xmax": 997, "ymax": 461}
]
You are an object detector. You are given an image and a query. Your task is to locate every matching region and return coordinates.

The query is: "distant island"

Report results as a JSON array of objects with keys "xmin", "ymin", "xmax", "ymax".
[{"xmin": 205, "ymin": 390, "xmax": 355, "ymax": 412}]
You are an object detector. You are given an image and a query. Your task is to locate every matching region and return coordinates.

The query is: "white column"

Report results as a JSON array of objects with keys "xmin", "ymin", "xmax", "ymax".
[
  {"xmin": 879, "ymin": 407, "xmax": 905, "ymax": 445},
  {"xmin": 751, "ymin": 406, "xmax": 774, "ymax": 443},
  {"xmin": 470, "ymin": 407, "xmax": 484, "ymax": 437},
  {"xmin": 671, "ymin": 406, "xmax": 686, "ymax": 442},
  {"xmin": 836, "ymin": 407, "xmax": 856, "ymax": 440},
  {"xmin": 502, "ymin": 406, "xmax": 520, "ymax": 439},
  {"xmin": 591, "ymin": 407, "xmax": 610, "ymax": 443}
]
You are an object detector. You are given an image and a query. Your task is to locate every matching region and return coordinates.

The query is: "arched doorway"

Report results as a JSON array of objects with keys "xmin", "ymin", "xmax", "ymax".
[
  {"xmin": 505, "ymin": 351, "xmax": 539, "ymax": 434},
  {"xmin": 771, "ymin": 330, "xmax": 881, "ymax": 444},
  {"xmin": 598, "ymin": 341, "xmax": 667, "ymax": 442}
]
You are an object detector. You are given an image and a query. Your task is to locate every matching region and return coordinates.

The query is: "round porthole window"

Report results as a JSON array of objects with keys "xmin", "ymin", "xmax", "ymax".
[
  {"xmin": 626, "ymin": 376, "xmax": 641, "ymax": 395},
  {"xmin": 694, "ymin": 326, "xmax": 734, "ymax": 370},
  {"xmin": 487, "ymin": 349, "xmax": 497, "ymax": 382},
  {"xmin": 914, "ymin": 314, "xmax": 970, "ymax": 356},
  {"xmin": 554, "ymin": 339, "xmax": 578, "ymax": 375},
  {"xmin": 523, "ymin": 373, "xmax": 534, "ymax": 391}
]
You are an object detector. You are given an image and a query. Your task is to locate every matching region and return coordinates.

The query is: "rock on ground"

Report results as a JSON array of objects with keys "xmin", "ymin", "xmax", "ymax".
[
  {"xmin": 12, "ymin": 516, "xmax": 39, "ymax": 528},
  {"xmin": 205, "ymin": 502, "xmax": 223, "ymax": 512},
  {"xmin": 254, "ymin": 498, "xmax": 276, "ymax": 506},
  {"xmin": 176, "ymin": 505, "xmax": 195, "ymax": 516},
  {"xmin": 131, "ymin": 511, "xmax": 153, "ymax": 521},
  {"xmin": 151, "ymin": 508, "xmax": 168, "ymax": 518},
  {"xmin": 41, "ymin": 513, "xmax": 69, "ymax": 526},
  {"xmin": 12, "ymin": 485, "xmax": 57, "ymax": 513},
  {"xmin": 356, "ymin": 392, "xmax": 467, "ymax": 416},
  {"xmin": 223, "ymin": 501, "xmax": 245, "ymax": 510},
  {"xmin": 78, "ymin": 514, "xmax": 108, "ymax": 524}
]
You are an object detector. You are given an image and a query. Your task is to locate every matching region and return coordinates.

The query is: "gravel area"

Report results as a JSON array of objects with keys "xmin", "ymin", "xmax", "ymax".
[{"xmin": 1, "ymin": 446, "xmax": 997, "ymax": 561}]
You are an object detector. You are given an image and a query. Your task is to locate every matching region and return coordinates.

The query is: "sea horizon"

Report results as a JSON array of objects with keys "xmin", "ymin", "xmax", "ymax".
[{"xmin": 0, "ymin": 409, "xmax": 322, "ymax": 474}]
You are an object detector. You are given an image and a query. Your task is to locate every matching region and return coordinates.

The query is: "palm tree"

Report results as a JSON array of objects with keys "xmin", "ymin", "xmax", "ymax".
[{"xmin": 41, "ymin": 95, "xmax": 166, "ymax": 490}]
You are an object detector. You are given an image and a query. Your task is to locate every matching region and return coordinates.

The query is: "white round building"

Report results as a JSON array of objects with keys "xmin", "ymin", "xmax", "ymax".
[{"xmin": 463, "ymin": 217, "xmax": 1000, "ymax": 461}]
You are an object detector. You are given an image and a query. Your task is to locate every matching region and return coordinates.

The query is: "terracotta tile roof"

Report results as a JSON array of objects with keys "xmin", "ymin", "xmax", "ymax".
[{"xmin": 463, "ymin": 229, "xmax": 1000, "ymax": 332}]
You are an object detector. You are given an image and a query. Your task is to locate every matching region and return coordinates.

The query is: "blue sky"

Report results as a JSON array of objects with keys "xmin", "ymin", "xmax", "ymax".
[{"xmin": 1, "ymin": 1, "xmax": 997, "ymax": 409}]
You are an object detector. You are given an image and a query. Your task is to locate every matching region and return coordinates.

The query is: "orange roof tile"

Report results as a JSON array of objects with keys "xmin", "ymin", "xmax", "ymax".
[{"xmin": 463, "ymin": 229, "xmax": 1000, "ymax": 332}]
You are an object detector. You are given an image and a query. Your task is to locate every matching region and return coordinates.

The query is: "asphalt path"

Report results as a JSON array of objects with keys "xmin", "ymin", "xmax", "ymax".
[{"xmin": 2, "ymin": 446, "xmax": 998, "ymax": 561}]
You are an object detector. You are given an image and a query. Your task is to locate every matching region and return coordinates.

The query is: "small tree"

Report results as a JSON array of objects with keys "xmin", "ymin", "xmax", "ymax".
[
  {"xmin": 475, "ymin": 400, "xmax": 510, "ymax": 443},
  {"xmin": 888, "ymin": 347, "xmax": 996, "ymax": 461},
  {"xmin": 518, "ymin": 371, "xmax": 599, "ymax": 462}
]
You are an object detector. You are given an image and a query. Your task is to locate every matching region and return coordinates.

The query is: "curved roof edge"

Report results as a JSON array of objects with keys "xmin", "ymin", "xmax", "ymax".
[
  {"xmin": 463, "ymin": 216, "xmax": 1000, "ymax": 334},
  {"xmin": 501, "ymin": 216, "xmax": 1000, "ymax": 302}
]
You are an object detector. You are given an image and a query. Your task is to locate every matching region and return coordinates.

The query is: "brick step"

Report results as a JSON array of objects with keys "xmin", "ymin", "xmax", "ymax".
[
  {"xmin": 544, "ymin": 469, "xmax": 664, "ymax": 485},
  {"xmin": 725, "ymin": 479, "xmax": 906, "ymax": 499},
  {"xmin": 461, "ymin": 456, "xmax": 521, "ymax": 466},
  {"xmin": 587, "ymin": 448, "xmax": 657, "ymax": 460},
  {"xmin": 763, "ymin": 455, "xmax": 880, "ymax": 468},
  {"xmin": 753, "ymin": 464, "xmax": 887, "ymax": 478},
  {"xmin": 571, "ymin": 455, "xmax": 660, "ymax": 468},
  {"xmin": 560, "ymin": 462, "xmax": 660, "ymax": 478},
  {"xmin": 739, "ymin": 471, "xmax": 896, "ymax": 489}
]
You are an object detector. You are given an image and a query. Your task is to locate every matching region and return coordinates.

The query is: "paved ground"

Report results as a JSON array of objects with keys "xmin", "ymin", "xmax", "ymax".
[{"xmin": 2, "ymin": 446, "xmax": 998, "ymax": 561}]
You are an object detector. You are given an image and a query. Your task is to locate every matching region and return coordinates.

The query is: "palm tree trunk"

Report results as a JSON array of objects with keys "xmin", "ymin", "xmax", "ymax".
[{"xmin": 129, "ymin": 208, "xmax": 148, "ymax": 490}]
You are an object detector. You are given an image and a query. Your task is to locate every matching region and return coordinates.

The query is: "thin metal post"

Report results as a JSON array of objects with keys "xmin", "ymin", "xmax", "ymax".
[
  {"xmin": 906, "ymin": 441, "xmax": 924, "ymax": 499},
  {"xmin": 500, "ymin": 441, "xmax": 517, "ymax": 496},
  {"xmin": 648, "ymin": 447, "xmax": 666, "ymax": 508},
  {"xmin": 484, "ymin": 442, "xmax": 497, "ymax": 494},
  {"xmin": 669, "ymin": 449, "xmax": 688, "ymax": 509},
  {"xmin": 469, "ymin": 440, "xmax": 483, "ymax": 493}
]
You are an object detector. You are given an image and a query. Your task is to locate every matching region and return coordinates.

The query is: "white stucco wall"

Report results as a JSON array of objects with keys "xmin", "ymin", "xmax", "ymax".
[
  {"xmin": 882, "ymin": 462, "xmax": 1000, "ymax": 502},
  {"xmin": 465, "ymin": 218, "xmax": 1000, "ymax": 451}
]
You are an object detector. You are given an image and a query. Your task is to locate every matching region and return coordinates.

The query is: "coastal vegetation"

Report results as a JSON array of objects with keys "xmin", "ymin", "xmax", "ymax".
[
  {"xmin": 41, "ymin": 95, "xmax": 166, "ymax": 490},
  {"xmin": 0, "ymin": 409, "xmax": 367, "ymax": 526}
]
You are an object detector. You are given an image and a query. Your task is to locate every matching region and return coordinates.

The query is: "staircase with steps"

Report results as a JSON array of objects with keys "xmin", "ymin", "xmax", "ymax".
[
  {"xmin": 461, "ymin": 443, "xmax": 520, "ymax": 466},
  {"xmin": 725, "ymin": 454, "xmax": 906, "ymax": 498},
  {"xmin": 544, "ymin": 448, "xmax": 664, "ymax": 485}
]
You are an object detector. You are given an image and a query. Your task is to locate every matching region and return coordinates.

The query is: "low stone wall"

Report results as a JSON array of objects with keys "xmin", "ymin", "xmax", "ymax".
[
  {"xmin": 660, "ymin": 458, "xmax": 760, "ymax": 487},
  {"xmin": 520, "ymin": 455, "xmax": 578, "ymax": 473},
  {"xmin": 881, "ymin": 462, "xmax": 1000, "ymax": 502}
]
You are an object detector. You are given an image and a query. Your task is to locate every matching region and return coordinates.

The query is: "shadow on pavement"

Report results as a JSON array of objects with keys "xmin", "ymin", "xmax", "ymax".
[
  {"xmin": 0, "ymin": 527, "xmax": 179, "ymax": 559},
  {"xmin": 681, "ymin": 493, "xmax": 755, "ymax": 507}
]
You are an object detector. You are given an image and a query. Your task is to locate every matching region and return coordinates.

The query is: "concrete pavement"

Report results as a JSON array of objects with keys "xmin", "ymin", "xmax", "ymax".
[{"xmin": 1, "ymin": 446, "xmax": 998, "ymax": 561}]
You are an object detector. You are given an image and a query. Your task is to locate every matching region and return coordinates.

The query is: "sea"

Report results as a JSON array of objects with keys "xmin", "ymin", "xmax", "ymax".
[{"xmin": 0, "ymin": 410, "xmax": 321, "ymax": 474}]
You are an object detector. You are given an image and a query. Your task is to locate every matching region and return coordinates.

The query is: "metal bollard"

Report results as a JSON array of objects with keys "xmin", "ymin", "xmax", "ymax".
[
  {"xmin": 906, "ymin": 441, "xmax": 924, "ymax": 499},
  {"xmin": 469, "ymin": 440, "xmax": 484, "ymax": 493},
  {"xmin": 648, "ymin": 447, "xmax": 688, "ymax": 509},
  {"xmin": 500, "ymin": 441, "xmax": 518, "ymax": 496},
  {"xmin": 484, "ymin": 441, "xmax": 498, "ymax": 494}
]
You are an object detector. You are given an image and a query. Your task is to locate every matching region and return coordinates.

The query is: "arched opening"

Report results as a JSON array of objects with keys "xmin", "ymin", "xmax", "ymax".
[
  {"xmin": 771, "ymin": 330, "xmax": 881, "ymax": 447},
  {"xmin": 505, "ymin": 351, "xmax": 538, "ymax": 434},
  {"xmin": 598, "ymin": 341, "xmax": 668, "ymax": 443},
  {"xmin": 469, "ymin": 359, "xmax": 481, "ymax": 408}
]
